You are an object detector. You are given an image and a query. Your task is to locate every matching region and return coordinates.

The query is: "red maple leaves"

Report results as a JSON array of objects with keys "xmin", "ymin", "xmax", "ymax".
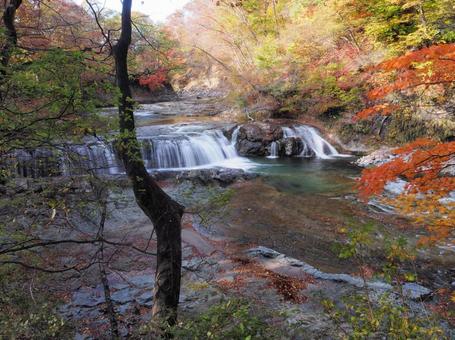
[
  {"xmin": 138, "ymin": 68, "xmax": 168, "ymax": 90},
  {"xmin": 355, "ymin": 44, "xmax": 455, "ymax": 244},
  {"xmin": 358, "ymin": 139, "xmax": 455, "ymax": 199},
  {"xmin": 355, "ymin": 43, "xmax": 455, "ymax": 120}
]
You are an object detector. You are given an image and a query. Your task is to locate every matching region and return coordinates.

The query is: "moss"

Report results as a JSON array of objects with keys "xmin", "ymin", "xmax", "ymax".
[
  {"xmin": 207, "ymin": 188, "xmax": 235, "ymax": 210},
  {"xmin": 338, "ymin": 121, "xmax": 372, "ymax": 143},
  {"xmin": 385, "ymin": 110, "xmax": 455, "ymax": 144}
]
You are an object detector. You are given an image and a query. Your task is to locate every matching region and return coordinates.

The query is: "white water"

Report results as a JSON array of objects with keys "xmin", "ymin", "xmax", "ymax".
[
  {"xmin": 231, "ymin": 126, "xmax": 240, "ymax": 148},
  {"xmin": 10, "ymin": 123, "xmax": 345, "ymax": 177},
  {"xmin": 139, "ymin": 129, "xmax": 251, "ymax": 170},
  {"xmin": 61, "ymin": 141, "xmax": 122, "ymax": 176},
  {"xmin": 267, "ymin": 142, "xmax": 279, "ymax": 159},
  {"xmin": 282, "ymin": 126, "xmax": 341, "ymax": 159}
]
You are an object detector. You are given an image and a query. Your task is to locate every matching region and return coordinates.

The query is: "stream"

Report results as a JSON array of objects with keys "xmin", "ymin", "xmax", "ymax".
[{"xmin": 9, "ymin": 97, "xmax": 454, "ymax": 284}]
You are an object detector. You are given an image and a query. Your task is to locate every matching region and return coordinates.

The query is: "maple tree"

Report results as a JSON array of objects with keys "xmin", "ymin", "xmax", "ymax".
[
  {"xmin": 355, "ymin": 44, "xmax": 455, "ymax": 244},
  {"xmin": 358, "ymin": 138, "xmax": 454, "ymax": 242},
  {"xmin": 138, "ymin": 67, "xmax": 168, "ymax": 90}
]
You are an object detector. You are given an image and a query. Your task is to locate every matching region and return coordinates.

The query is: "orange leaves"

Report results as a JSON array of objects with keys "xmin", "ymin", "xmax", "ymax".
[
  {"xmin": 354, "ymin": 103, "xmax": 398, "ymax": 121},
  {"xmin": 359, "ymin": 140, "xmax": 455, "ymax": 244},
  {"xmin": 392, "ymin": 138, "xmax": 437, "ymax": 155},
  {"xmin": 138, "ymin": 68, "xmax": 168, "ymax": 90},
  {"xmin": 359, "ymin": 140, "xmax": 455, "ymax": 198},
  {"xmin": 358, "ymin": 157, "xmax": 408, "ymax": 199},
  {"xmin": 225, "ymin": 257, "xmax": 313, "ymax": 304},
  {"xmin": 355, "ymin": 44, "xmax": 455, "ymax": 121},
  {"xmin": 366, "ymin": 44, "xmax": 455, "ymax": 101},
  {"xmin": 378, "ymin": 44, "xmax": 455, "ymax": 72}
]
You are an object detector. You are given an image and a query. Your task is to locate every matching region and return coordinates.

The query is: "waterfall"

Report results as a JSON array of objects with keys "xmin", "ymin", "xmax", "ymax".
[
  {"xmin": 231, "ymin": 126, "xmax": 240, "ymax": 147},
  {"xmin": 12, "ymin": 149, "xmax": 61, "ymax": 178},
  {"xmin": 139, "ymin": 129, "xmax": 241, "ymax": 170},
  {"xmin": 6, "ymin": 123, "xmax": 345, "ymax": 178},
  {"xmin": 6, "ymin": 126, "xmax": 252, "ymax": 177},
  {"xmin": 283, "ymin": 125, "xmax": 340, "ymax": 159},
  {"xmin": 61, "ymin": 141, "xmax": 122, "ymax": 176},
  {"xmin": 68, "ymin": 126, "xmax": 251, "ymax": 174},
  {"xmin": 267, "ymin": 142, "xmax": 279, "ymax": 159}
]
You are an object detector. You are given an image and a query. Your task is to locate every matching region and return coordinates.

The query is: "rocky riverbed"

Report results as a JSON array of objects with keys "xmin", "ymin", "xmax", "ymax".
[
  {"xmin": 39, "ymin": 170, "xmax": 451, "ymax": 338},
  {"xmin": 3, "ymin": 98, "xmax": 454, "ymax": 338}
]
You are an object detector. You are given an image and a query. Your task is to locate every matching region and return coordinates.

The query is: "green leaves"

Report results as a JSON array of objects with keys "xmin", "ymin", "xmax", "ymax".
[
  {"xmin": 0, "ymin": 46, "xmax": 115, "ymax": 153},
  {"xmin": 335, "ymin": 222, "xmax": 375, "ymax": 259},
  {"xmin": 324, "ymin": 291, "xmax": 446, "ymax": 339},
  {"xmin": 169, "ymin": 299, "xmax": 281, "ymax": 339},
  {"xmin": 354, "ymin": 0, "xmax": 454, "ymax": 53}
]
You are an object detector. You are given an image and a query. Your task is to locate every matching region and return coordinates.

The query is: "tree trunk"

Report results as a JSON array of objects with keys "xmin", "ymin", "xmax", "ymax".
[
  {"xmin": 1, "ymin": 0, "xmax": 21, "ymax": 67},
  {"xmin": 113, "ymin": 0, "xmax": 183, "ymax": 326},
  {"xmin": 1, "ymin": 0, "xmax": 22, "ymax": 99}
]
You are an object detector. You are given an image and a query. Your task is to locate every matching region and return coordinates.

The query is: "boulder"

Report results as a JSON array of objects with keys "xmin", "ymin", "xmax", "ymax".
[
  {"xmin": 238, "ymin": 123, "xmax": 265, "ymax": 142},
  {"xmin": 221, "ymin": 124, "xmax": 238, "ymax": 140},
  {"xmin": 402, "ymin": 283, "xmax": 432, "ymax": 300},
  {"xmin": 280, "ymin": 137, "xmax": 304, "ymax": 157},
  {"xmin": 384, "ymin": 179, "xmax": 407, "ymax": 196},
  {"xmin": 440, "ymin": 157, "xmax": 455, "ymax": 176},
  {"xmin": 236, "ymin": 123, "xmax": 283, "ymax": 156},
  {"xmin": 175, "ymin": 168, "xmax": 257, "ymax": 185},
  {"xmin": 110, "ymin": 288, "xmax": 140, "ymax": 304},
  {"xmin": 356, "ymin": 147, "xmax": 395, "ymax": 167},
  {"xmin": 236, "ymin": 139, "xmax": 265, "ymax": 156}
]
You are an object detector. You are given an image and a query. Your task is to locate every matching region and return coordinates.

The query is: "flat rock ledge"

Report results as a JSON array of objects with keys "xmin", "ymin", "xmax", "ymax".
[
  {"xmin": 246, "ymin": 246, "xmax": 431, "ymax": 300},
  {"xmin": 151, "ymin": 168, "xmax": 258, "ymax": 185},
  {"xmin": 355, "ymin": 147, "xmax": 395, "ymax": 168}
]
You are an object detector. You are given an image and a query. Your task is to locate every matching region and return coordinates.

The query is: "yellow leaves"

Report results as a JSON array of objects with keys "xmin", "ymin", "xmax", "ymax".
[
  {"xmin": 337, "ymin": 226, "xmax": 348, "ymax": 234},
  {"xmin": 359, "ymin": 139, "xmax": 455, "ymax": 244},
  {"xmin": 404, "ymin": 272, "xmax": 416, "ymax": 282},
  {"xmin": 401, "ymin": 1, "xmax": 423, "ymax": 10}
]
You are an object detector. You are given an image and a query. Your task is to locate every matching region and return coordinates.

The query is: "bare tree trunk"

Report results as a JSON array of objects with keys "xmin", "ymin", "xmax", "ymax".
[
  {"xmin": 113, "ymin": 0, "xmax": 183, "ymax": 327},
  {"xmin": 1, "ymin": 0, "xmax": 22, "ymax": 99},
  {"xmin": 1, "ymin": 0, "xmax": 21, "ymax": 67}
]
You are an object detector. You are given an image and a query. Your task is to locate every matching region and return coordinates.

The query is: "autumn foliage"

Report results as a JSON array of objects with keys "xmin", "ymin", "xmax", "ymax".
[
  {"xmin": 356, "ymin": 44, "xmax": 455, "ymax": 120},
  {"xmin": 138, "ymin": 68, "xmax": 168, "ymax": 90},
  {"xmin": 356, "ymin": 45, "xmax": 455, "ymax": 244},
  {"xmin": 361, "ymin": 141, "xmax": 455, "ymax": 200},
  {"xmin": 358, "ymin": 139, "xmax": 454, "ymax": 243},
  {"xmin": 359, "ymin": 139, "xmax": 455, "ymax": 198},
  {"xmin": 367, "ymin": 44, "xmax": 455, "ymax": 101},
  {"xmin": 354, "ymin": 103, "xmax": 399, "ymax": 121}
]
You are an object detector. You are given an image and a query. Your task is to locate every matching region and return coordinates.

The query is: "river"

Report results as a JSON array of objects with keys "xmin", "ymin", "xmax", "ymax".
[{"xmin": 10, "ymin": 97, "xmax": 454, "ymax": 285}]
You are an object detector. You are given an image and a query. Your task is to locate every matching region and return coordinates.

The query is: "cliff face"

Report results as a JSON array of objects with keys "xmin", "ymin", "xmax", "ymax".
[
  {"xmin": 335, "ymin": 93, "xmax": 455, "ymax": 153},
  {"xmin": 171, "ymin": 62, "xmax": 232, "ymax": 97}
]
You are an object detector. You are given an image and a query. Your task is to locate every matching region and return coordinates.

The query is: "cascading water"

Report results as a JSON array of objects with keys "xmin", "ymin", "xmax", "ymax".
[
  {"xmin": 7, "ymin": 125, "xmax": 252, "ymax": 177},
  {"xmin": 12, "ymin": 149, "xmax": 61, "ymax": 178},
  {"xmin": 282, "ymin": 126, "xmax": 341, "ymax": 159},
  {"xmin": 230, "ymin": 126, "xmax": 240, "ymax": 148},
  {"xmin": 6, "ymin": 123, "xmax": 346, "ymax": 178},
  {"xmin": 139, "ymin": 129, "xmax": 244, "ymax": 170},
  {"xmin": 267, "ymin": 142, "xmax": 279, "ymax": 159},
  {"xmin": 62, "ymin": 141, "xmax": 122, "ymax": 176}
]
